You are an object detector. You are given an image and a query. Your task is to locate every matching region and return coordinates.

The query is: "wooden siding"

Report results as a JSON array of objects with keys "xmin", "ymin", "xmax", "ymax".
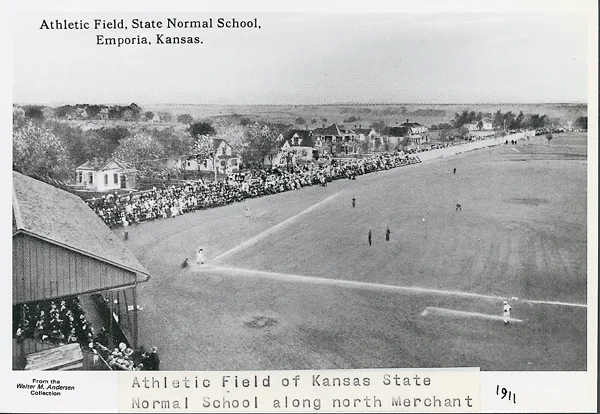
[{"xmin": 13, "ymin": 234, "xmax": 137, "ymax": 304}]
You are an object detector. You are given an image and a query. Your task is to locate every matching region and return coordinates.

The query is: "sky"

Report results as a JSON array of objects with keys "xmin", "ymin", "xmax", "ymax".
[{"xmin": 13, "ymin": 12, "xmax": 589, "ymax": 105}]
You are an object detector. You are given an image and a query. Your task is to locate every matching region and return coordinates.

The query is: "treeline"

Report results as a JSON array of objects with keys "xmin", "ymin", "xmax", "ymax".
[
  {"xmin": 12, "ymin": 105, "xmax": 226, "ymax": 182},
  {"xmin": 16, "ymin": 103, "xmax": 212, "ymax": 125},
  {"xmin": 430, "ymin": 110, "xmax": 562, "ymax": 131},
  {"xmin": 12, "ymin": 104, "xmax": 279, "ymax": 183}
]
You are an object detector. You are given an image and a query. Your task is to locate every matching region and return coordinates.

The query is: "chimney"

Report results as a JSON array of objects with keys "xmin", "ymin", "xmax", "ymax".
[{"xmin": 407, "ymin": 119, "xmax": 409, "ymax": 124}]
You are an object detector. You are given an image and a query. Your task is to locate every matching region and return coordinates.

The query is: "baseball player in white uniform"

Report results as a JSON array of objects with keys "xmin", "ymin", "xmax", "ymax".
[
  {"xmin": 196, "ymin": 247, "xmax": 204, "ymax": 265},
  {"xmin": 503, "ymin": 301, "xmax": 512, "ymax": 324}
]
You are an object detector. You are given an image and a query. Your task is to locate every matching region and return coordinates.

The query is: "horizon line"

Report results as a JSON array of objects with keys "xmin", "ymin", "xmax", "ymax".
[{"xmin": 13, "ymin": 101, "xmax": 588, "ymax": 107}]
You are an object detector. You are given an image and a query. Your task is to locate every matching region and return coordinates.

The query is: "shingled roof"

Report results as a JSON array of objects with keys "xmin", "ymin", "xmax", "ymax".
[
  {"xmin": 12, "ymin": 171, "xmax": 149, "ymax": 281},
  {"xmin": 284, "ymin": 130, "xmax": 312, "ymax": 140},
  {"xmin": 353, "ymin": 128, "xmax": 375, "ymax": 136}
]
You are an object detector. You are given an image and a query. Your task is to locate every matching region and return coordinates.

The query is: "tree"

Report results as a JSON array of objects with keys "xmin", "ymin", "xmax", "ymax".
[
  {"xmin": 48, "ymin": 121, "xmax": 91, "ymax": 167},
  {"xmin": 144, "ymin": 111, "xmax": 155, "ymax": 121},
  {"xmin": 13, "ymin": 106, "xmax": 26, "ymax": 129},
  {"xmin": 575, "ymin": 116, "xmax": 588, "ymax": 130},
  {"xmin": 24, "ymin": 106, "xmax": 44, "ymax": 122},
  {"xmin": 112, "ymin": 133, "xmax": 166, "ymax": 181},
  {"xmin": 86, "ymin": 105, "xmax": 104, "ymax": 119},
  {"xmin": 94, "ymin": 126, "xmax": 130, "ymax": 157},
  {"xmin": 458, "ymin": 126, "xmax": 470, "ymax": 140},
  {"xmin": 511, "ymin": 111, "xmax": 525, "ymax": 129},
  {"xmin": 453, "ymin": 110, "xmax": 476, "ymax": 128},
  {"xmin": 189, "ymin": 121, "xmax": 216, "ymax": 138},
  {"xmin": 128, "ymin": 103, "xmax": 142, "ymax": 121},
  {"xmin": 108, "ymin": 106, "xmax": 123, "ymax": 120},
  {"xmin": 215, "ymin": 124, "xmax": 245, "ymax": 151},
  {"xmin": 370, "ymin": 120, "xmax": 386, "ymax": 134},
  {"xmin": 13, "ymin": 123, "xmax": 74, "ymax": 181},
  {"xmin": 177, "ymin": 114, "xmax": 194, "ymax": 124},
  {"xmin": 528, "ymin": 114, "xmax": 548, "ymax": 129},
  {"xmin": 439, "ymin": 129, "xmax": 451, "ymax": 142},
  {"xmin": 192, "ymin": 134, "xmax": 214, "ymax": 161},
  {"xmin": 98, "ymin": 107, "xmax": 109, "ymax": 120},
  {"xmin": 295, "ymin": 117, "xmax": 306, "ymax": 127},
  {"xmin": 240, "ymin": 123, "xmax": 282, "ymax": 167},
  {"xmin": 399, "ymin": 136, "xmax": 411, "ymax": 150},
  {"xmin": 502, "ymin": 111, "xmax": 515, "ymax": 131},
  {"xmin": 546, "ymin": 134, "xmax": 553, "ymax": 146},
  {"xmin": 493, "ymin": 110, "xmax": 504, "ymax": 129},
  {"xmin": 159, "ymin": 112, "xmax": 172, "ymax": 122},
  {"xmin": 147, "ymin": 127, "xmax": 194, "ymax": 158},
  {"xmin": 122, "ymin": 109, "xmax": 134, "ymax": 122}
]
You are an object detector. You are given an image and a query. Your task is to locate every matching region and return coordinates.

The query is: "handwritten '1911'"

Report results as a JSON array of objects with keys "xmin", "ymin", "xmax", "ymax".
[{"xmin": 496, "ymin": 385, "xmax": 516, "ymax": 404}]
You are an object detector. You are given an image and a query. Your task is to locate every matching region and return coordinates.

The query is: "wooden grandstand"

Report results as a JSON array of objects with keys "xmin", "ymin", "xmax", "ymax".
[{"xmin": 12, "ymin": 171, "xmax": 150, "ymax": 370}]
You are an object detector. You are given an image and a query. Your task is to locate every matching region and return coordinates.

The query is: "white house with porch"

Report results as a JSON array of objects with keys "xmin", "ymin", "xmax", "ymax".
[{"xmin": 75, "ymin": 158, "xmax": 136, "ymax": 192}]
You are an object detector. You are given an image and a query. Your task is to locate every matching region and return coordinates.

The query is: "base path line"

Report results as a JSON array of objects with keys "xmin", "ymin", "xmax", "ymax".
[
  {"xmin": 522, "ymin": 299, "xmax": 587, "ymax": 308},
  {"xmin": 211, "ymin": 191, "xmax": 342, "ymax": 262},
  {"xmin": 197, "ymin": 265, "xmax": 587, "ymax": 309},
  {"xmin": 421, "ymin": 306, "xmax": 523, "ymax": 323}
]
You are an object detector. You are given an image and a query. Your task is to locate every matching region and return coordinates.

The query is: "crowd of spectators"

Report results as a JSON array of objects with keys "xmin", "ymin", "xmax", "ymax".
[
  {"xmin": 95, "ymin": 342, "xmax": 160, "ymax": 371},
  {"xmin": 13, "ymin": 296, "xmax": 159, "ymax": 371},
  {"xmin": 87, "ymin": 153, "xmax": 421, "ymax": 228},
  {"xmin": 13, "ymin": 297, "xmax": 94, "ymax": 347}
]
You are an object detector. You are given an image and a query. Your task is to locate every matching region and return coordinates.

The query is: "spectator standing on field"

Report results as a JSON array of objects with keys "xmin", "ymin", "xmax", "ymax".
[
  {"xmin": 146, "ymin": 346, "xmax": 160, "ymax": 370},
  {"xmin": 352, "ymin": 196, "xmax": 356, "ymax": 208},
  {"xmin": 368, "ymin": 229, "xmax": 372, "ymax": 246},
  {"xmin": 385, "ymin": 227, "xmax": 390, "ymax": 241}
]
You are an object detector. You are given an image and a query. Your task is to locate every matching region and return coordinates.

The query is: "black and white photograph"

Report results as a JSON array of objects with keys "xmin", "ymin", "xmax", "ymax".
[{"xmin": 6, "ymin": 2, "xmax": 596, "ymax": 399}]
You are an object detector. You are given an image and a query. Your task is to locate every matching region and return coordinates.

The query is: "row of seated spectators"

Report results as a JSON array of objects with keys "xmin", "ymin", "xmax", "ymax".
[
  {"xmin": 13, "ymin": 297, "xmax": 94, "ymax": 347},
  {"xmin": 94, "ymin": 342, "xmax": 160, "ymax": 371},
  {"xmin": 88, "ymin": 153, "xmax": 421, "ymax": 228},
  {"xmin": 408, "ymin": 134, "xmax": 504, "ymax": 153}
]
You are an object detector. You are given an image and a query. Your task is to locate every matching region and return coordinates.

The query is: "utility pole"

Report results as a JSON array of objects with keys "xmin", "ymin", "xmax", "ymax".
[{"xmin": 213, "ymin": 153, "xmax": 217, "ymax": 182}]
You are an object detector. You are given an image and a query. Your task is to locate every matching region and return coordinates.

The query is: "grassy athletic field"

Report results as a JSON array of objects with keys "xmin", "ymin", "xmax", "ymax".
[{"xmin": 124, "ymin": 132, "xmax": 587, "ymax": 371}]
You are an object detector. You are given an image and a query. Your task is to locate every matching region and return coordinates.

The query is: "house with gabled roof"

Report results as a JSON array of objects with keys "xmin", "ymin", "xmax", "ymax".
[
  {"xmin": 465, "ymin": 118, "xmax": 494, "ymax": 131},
  {"xmin": 193, "ymin": 138, "xmax": 241, "ymax": 174},
  {"xmin": 269, "ymin": 130, "xmax": 316, "ymax": 166},
  {"xmin": 312, "ymin": 124, "xmax": 359, "ymax": 155},
  {"xmin": 401, "ymin": 119, "xmax": 429, "ymax": 134},
  {"xmin": 75, "ymin": 158, "xmax": 137, "ymax": 192}
]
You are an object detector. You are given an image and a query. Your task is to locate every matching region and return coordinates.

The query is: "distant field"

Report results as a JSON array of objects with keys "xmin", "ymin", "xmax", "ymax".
[
  {"xmin": 124, "ymin": 132, "xmax": 587, "ymax": 371},
  {"xmin": 143, "ymin": 103, "xmax": 587, "ymax": 128}
]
